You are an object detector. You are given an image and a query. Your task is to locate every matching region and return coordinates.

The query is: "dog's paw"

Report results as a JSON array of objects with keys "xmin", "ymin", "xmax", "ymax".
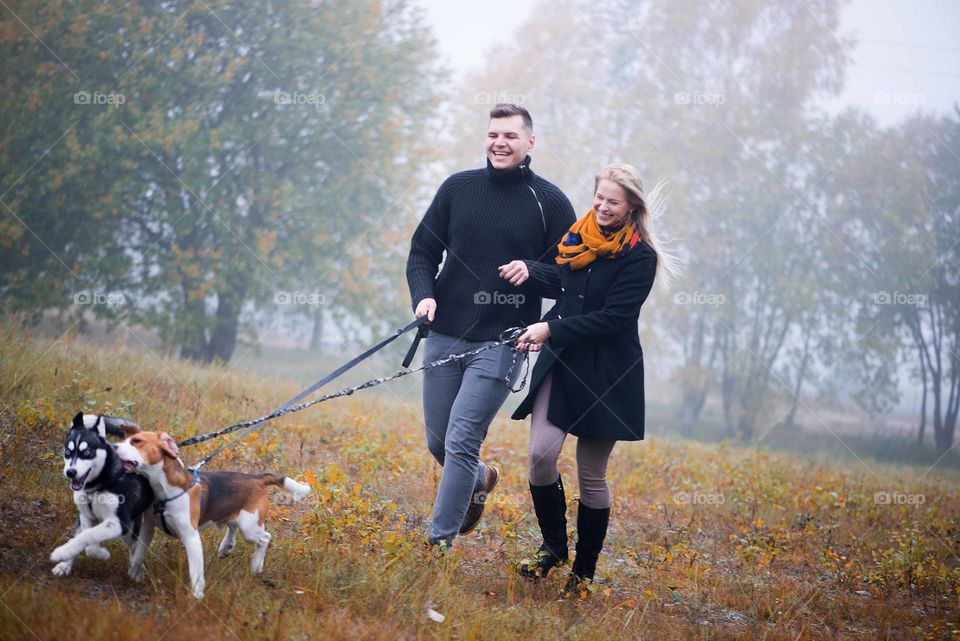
[
  {"xmin": 85, "ymin": 545, "xmax": 111, "ymax": 561},
  {"xmin": 50, "ymin": 543, "xmax": 78, "ymax": 563},
  {"xmin": 128, "ymin": 563, "xmax": 145, "ymax": 582},
  {"xmin": 52, "ymin": 561, "xmax": 73, "ymax": 577}
]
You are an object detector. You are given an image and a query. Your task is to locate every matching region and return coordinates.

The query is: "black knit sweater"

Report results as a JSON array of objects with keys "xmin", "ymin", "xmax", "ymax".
[{"xmin": 406, "ymin": 156, "xmax": 576, "ymax": 341}]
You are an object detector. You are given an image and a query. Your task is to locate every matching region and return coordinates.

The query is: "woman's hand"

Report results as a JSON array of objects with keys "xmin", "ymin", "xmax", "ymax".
[
  {"xmin": 498, "ymin": 260, "xmax": 529, "ymax": 286},
  {"xmin": 516, "ymin": 322, "xmax": 551, "ymax": 352},
  {"xmin": 415, "ymin": 297, "xmax": 436, "ymax": 323}
]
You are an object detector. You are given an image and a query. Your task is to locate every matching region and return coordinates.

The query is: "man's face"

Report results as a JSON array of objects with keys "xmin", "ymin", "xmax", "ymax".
[{"xmin": 486, "ymin": 115, "xmax": 535, "ymax": 170}]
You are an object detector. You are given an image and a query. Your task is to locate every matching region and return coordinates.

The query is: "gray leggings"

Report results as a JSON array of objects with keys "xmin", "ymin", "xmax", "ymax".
[{"xmin": 529, "ymin": 371, "xmax": 616, "ymax": 509}]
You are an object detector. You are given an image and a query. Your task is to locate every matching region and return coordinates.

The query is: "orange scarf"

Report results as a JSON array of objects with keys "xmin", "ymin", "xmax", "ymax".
[{"xmin": 555, "ymin": 209, "xmax": 640, "ymax": 270}]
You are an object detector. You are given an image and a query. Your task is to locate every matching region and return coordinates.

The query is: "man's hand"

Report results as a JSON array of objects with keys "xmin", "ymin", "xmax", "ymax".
[
  {"xmin": 516, "ymin": 321, "xmax": 550, "ymax": 352},
  {"xmin": 415, "ymin": 297, "xmax": 437, "ymax": 323},
  {"xmin": 498, "ymin": 260, "xmax": 529, "ymax": 286}
]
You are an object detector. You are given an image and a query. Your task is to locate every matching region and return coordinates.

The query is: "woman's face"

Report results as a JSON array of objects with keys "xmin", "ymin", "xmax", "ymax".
[{"xmin": 593, "ymin": 178, "xmax": 632, "ymax": 228}]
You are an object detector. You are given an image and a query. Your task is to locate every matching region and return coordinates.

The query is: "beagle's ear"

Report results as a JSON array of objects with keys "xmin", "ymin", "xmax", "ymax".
[{"xmin": 158, "ymin": 433, "xmax": 180, "ymax": 459}]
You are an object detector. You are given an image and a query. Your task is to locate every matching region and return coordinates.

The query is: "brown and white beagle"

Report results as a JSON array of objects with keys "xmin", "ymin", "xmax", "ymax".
[{"xmin": 116, "ymin": 431, "xmax": 310, "ymax": 598}]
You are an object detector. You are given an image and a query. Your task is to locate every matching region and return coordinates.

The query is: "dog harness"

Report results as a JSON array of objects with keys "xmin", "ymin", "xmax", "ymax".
[{"xmin": 153, "ymin": 467, "xmax": 201, "ymax": 537}]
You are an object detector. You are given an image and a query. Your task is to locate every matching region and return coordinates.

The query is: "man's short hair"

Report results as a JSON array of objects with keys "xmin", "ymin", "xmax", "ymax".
[{"xmin": 489, "ymin": 103, "xmax": 533, "ymax": 132}]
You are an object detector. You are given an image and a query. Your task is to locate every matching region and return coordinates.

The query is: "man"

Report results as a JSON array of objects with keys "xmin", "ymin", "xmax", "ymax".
[{"xmin": 406, "ymin": 103, "xmax": 576, "ymax": 546}]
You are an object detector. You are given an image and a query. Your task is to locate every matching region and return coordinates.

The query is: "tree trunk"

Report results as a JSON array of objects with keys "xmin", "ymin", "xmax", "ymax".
[
  {"xmin": 179, "ymin": 292, "xmax": 209, "ymax": 362},
  {"xmin": 720, "ymin": 330, "xmax": 736, "ymax": 438},
  {"xmin": 207, "ymin": 289, "xmax": 243, "ymax": 363},
  {"xmin": 310, "ymin": 306, "xmax": 324, "ymax": 352},
  {"xmin": 941, "ymin": 345, "xmax": 959, "ymax": 454},
  {"xmin": 738, "ymin": 413, "xmax": 756, "ymax": 442},
  {"xmin": 932, "ymin": 371, "xmax": 947, "ymax": 453},
  {"xmin": 678, "ymin": 314, "xmax": 711, "ymax": 437},
  {"xmin": 678, "ymin": 387, "xmax": 709, "ymax": 438},
  {"xmin": 917, "ymin": 356, "xmax": 928, "ymax": 445},
  {"xmin": 784, "ymin": 323, "xmax": 813, "ymax": 430}
]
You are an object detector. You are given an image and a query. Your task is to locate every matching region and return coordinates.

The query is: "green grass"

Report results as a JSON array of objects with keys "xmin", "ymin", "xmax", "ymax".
[{"xmin": 1, "ymin": 322, "xmax": 958, "ymax": 640}]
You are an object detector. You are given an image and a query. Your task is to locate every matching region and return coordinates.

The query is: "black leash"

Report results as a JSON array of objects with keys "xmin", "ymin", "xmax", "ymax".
[
  {"xmin": 182, "ymin": 316, "xmax": 427, "ymax": 466},
  {"xmin": 181, "ymin": 320, "xmax": 528, "ymax": 470}
]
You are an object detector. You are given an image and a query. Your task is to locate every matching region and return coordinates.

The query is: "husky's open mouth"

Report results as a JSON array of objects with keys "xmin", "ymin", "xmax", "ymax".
[{"xmin": 69, "ymin": 470, "xmax": 90, "ymax": 491}]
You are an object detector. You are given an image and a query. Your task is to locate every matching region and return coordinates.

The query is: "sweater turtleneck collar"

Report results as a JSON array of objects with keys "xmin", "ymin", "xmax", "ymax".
[{"xmin": 484, "ymin": 154, "xmax": 533, "ymax": 185}]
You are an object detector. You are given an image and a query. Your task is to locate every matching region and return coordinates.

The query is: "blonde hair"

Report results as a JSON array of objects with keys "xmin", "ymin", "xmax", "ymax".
[{"xmin": 595, "ymin": 163, "xmax": 682, "ymax": 290}]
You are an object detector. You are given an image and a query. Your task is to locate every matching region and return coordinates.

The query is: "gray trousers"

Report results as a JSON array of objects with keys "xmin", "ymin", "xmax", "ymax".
[
  {"xmin": 528, "ymin": 371, "xmax": 616, "ymax": 509},
  {"xmin": 422, "ymin": 332, "xmax": 518, "ymax": 544}
]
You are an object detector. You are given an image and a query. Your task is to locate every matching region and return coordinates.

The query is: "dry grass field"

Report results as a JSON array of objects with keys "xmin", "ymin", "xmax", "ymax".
[{"xmin": 0, "ymin": 324, "xmax": 957, "ymax": 640}]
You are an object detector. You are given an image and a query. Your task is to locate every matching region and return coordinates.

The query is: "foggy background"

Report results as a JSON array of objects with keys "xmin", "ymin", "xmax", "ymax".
[
  {"xmin": 2, "ymin": 0, "xmax": 958, "ymax": 469},
  {"xmin": 423, "ymin": 0, "xmax": 960, "ymax": 127}
]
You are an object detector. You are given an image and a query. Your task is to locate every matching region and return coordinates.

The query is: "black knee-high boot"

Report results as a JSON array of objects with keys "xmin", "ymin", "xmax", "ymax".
[
  {"xmin": 519, "ymin": 476, "xmax": 568, "ymax": 579},
  {"xmin": 563, "ymin": 501, "xmax": 610, "ymax": 593}
]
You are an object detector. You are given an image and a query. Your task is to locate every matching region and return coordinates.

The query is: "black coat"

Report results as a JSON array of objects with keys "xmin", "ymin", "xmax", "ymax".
[{"xmin": 511, "ymin": 242, "xmax": 657, "ymax": 441}]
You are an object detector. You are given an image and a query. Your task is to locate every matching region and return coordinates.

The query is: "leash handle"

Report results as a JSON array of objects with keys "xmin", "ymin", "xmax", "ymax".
[
  {"xmin": 499, "ymin": 326, "xmax": 525, "ymax": 343},
  {"xmin": 402, "ymin": 324, "xmax": 428, "ymax": 369}
]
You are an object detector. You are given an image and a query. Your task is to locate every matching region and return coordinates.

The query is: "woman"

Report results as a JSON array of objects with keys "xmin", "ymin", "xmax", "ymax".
[{"xmin": 498, "ymin": 163, "xmax": 679, "ymax": 593}]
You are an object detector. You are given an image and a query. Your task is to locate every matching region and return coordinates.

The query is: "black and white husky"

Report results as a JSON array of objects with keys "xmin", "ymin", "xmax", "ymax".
[{"xmin": 50, "ymin": 413, "xmax": 156, "ymax": 581}]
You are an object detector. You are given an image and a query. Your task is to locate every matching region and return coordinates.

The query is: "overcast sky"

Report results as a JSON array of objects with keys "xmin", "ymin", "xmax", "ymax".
[{"xmin": 418, "ymin": 0, "xmax": 960, "ymax": 127}]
